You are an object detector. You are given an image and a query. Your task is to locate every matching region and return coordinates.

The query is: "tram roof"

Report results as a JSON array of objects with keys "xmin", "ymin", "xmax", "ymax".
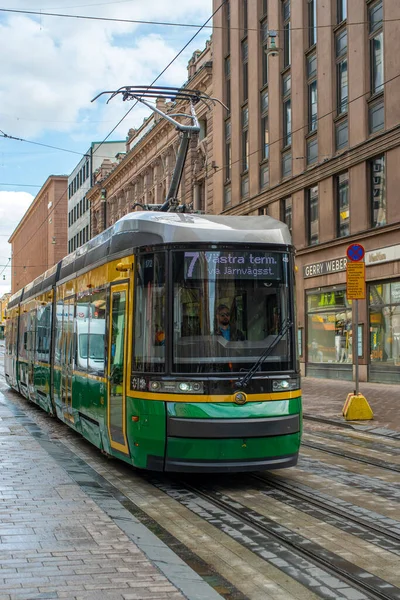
[
  {"xmin": 9, "ymin": 212, "xmax": 292, "ymax": 306},
  {"xmin": 113, "ymin": 211, "xmax": 292, "ymax": 245}
]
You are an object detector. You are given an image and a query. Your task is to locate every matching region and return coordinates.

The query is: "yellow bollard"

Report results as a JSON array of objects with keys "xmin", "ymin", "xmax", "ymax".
[{"xmin": 342, "ymin": 393, "xmax": 373, "ymax": 421}]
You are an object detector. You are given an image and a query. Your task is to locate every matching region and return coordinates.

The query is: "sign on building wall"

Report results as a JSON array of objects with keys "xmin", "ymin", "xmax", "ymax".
[{"xmin": 303, "ymin": 257, "xmax": 347, "ymax": 278}]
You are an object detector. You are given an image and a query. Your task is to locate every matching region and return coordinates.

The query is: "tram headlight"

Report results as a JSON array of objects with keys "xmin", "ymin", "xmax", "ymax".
[
  {"xmin": 272, "ymin": 377, "xmax": 299, "ymax": 392},
  {"xmin": 148, "ymin": 380, "xmax": 204, "ymax": 394},
  {"xmin": 178, "ymin": 382, "xmax": 191, "ymax": 392}
]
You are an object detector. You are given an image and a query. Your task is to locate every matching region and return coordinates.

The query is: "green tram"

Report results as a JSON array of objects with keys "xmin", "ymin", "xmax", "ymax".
[{"xmin": 5, "ymin": 212, "xmax": 301, "ymax": 472}]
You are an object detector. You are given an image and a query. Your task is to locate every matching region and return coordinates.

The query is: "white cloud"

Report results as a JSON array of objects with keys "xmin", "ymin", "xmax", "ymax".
[
  {"xmin": 0, "ymin": 191, "xmax": 34, "ymax": 296},
  {"xmin": 0, "ymin": 1, "xmax": 213, "ymax": 139}
]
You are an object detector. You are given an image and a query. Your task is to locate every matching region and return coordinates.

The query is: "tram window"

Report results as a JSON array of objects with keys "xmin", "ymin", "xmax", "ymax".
[
  {"xmin": 54, "ymin": 300, "xmax": 64, "ymax": 366},
  {"xmin": 133, "ymin": 253, "xmax": 166, "ymax": 373},
  {"xmin": 172, "ymin": 250, "xmax": 292, "ymax": 373},
  {"xmin": 87, "ymin": 290, "xmax": 106, "ymax": 375},
  {"xmin": 36, "ymin": 304, "xmax": 51, "ymax": 362},
  {"xmin": 18, "ymin": 312, "xmax": 29, "ymax": 360},
  {"xmin": 26, "ymin": 310, "xmax": 37, "ymax": 356}
]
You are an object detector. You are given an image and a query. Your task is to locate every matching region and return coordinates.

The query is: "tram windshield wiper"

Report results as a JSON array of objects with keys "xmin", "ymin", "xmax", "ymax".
[{"xmin": 235, "ymin": 320, "xmax": 292, "ymax": 390}]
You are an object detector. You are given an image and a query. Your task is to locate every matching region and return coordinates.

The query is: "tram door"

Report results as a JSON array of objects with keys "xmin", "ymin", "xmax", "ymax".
[
  {"xmin": 61, "ymin": 299, "xmax": 74, "ymax": 419},
  {"xmin": 107, "ymin": 284, "xmax": 129, "ymax": 454}
]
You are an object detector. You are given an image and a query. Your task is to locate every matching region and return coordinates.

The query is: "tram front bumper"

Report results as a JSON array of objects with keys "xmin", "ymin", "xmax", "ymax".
[{"xmin": 160, "ymin": 403, "xmax": 301, "ymax": 473}]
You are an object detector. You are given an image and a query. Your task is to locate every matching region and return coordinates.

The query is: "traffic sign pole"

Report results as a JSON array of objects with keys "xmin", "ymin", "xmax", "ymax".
[
  {"xmin": 342, "ymin": 245, "xmax": 373, "ymax": 420},
  {"xmin": 346, "ymin": 244, "xmax": 366, "ymax": 396},
  {"xmin": 354, "ymin": 299, "xmax": 359, "ymax": 395}
]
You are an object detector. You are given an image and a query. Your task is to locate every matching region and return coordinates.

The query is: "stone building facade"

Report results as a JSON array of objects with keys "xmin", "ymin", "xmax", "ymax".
[
  {"xmin": 9, "ymin": 176, "xmax": 68, "ymax": 293},
  {"xmin": 87, "ymin": 42, "xmax": 213, "ymax": 234},
  {"xmin": 212, "ymin": 0, "xmax": 400, "ymax": 383}
]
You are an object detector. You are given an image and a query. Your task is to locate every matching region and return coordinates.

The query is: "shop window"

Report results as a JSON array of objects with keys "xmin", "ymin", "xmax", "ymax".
[
  {"xmin": 370, "ymin": 282, "xmax": 400, "ymax": 365},
  {"xmin": 307, "ymin": 289, "xmax": 352, "ymax": 364}
]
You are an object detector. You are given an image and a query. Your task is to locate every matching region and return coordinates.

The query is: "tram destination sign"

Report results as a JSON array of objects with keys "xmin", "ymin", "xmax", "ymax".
[{"xmin": 183, "ymin": 251, "xmax": 282, "ymax": 280}]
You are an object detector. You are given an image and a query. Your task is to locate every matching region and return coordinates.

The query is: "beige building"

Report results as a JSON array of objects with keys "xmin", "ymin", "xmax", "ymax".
[
  {"xmin": 212, "ymin": 0, "xmax": 400, "ymax": 383},
  {"xmin": 87, "ymin": 43, "xmax": 213, "ymax": 234},
  {"xmin": 9, "ymin": 176, "xmax": 68, "ymax": 293}
]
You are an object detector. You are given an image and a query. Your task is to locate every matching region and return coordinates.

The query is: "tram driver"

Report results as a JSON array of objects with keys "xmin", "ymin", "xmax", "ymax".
[{"xmin": 215, "ymin": 304, "xmax": 245, "ymax": 342}]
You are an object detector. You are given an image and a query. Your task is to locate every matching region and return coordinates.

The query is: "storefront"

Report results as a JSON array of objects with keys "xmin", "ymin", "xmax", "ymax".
[
  {"xmin": 306, "ymin": 287, "xmax": 353, "ymax": 380},
  {"xmin": 301, "ymin": 246, "xmax": 400, "ymax": 384}
]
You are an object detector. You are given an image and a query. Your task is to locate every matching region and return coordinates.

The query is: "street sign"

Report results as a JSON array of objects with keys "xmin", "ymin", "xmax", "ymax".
[
  {"xmin": 347, "ymin": 243, "xmax": 365, "ymax": 262},
  {"xmin": 346, "ymin": 262, "xmax": 366, "ymax": 299}
]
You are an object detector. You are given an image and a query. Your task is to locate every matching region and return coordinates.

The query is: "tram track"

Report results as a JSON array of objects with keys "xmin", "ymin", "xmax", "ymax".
[
  {"xmin": 155, "ymin": 477, "xmax": 400, "ymax": 600},
  {"xmin": 302, "ymin": 440, "xmax": 400, "ymax": 473},
  {"xmin": 250, "ymin": 473, "xmax": 400, "ymax": 549}
]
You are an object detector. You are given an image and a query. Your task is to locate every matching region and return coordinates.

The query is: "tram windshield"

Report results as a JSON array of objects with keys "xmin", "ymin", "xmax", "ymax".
[{"xmin": 172, "ymin": 249, "xmax": 293, "ymax": 373}]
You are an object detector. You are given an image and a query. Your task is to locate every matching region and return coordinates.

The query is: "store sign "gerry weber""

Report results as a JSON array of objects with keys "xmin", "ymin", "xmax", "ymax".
[{"xmin": 303, "ymin": 257, "xmax": 347, "ymax": 278}]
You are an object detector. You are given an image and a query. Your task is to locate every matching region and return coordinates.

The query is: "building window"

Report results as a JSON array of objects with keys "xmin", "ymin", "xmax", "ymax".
[
  {"xmin": 369, "ymin": 99, "xmax": 384, "ymax": 134},
  {"xmin": 241, "ymin": 174, "xmax": 249, "ymax": 198},
  {"xmin": 225, "ymin": 119, "xmax": 231, "ymax": 182},
  {"xmin": 307, "ymin": 136, "xmax": 318, "ymax": 165},
  {"xmin": 307, "ymin": 53, "xmax": 317, "ymax": 132},
  {"xmin": 283, "ymin": 74, "xmax": 291, "ymax": 147},
  {"xmin": 224, "ymin": 185, "xmax": 231, "ymax": 209},
  {"xmin": 336, "ymin": 172, "xmax": 349, "ymax": 237},
  {"xmin": 336, "ymin": 28, "xmax": 348, "ymax": 115},
  {"xmin": 242, "ymin": 106, "xmax": 249, "ymax": 172},
  {"xmin": 369, "ymin": 1, "xmax": 383, "ymax": 95},
  {"xmin": 308, "ymin": 0, "xmax": 317, "ymax": 47},
  {"xmin": 261, "ymin": 17, "xmax": 268, "ymax": 86},
  {"xmin": 225, "ymin": 56, "xmax": 231, "ymax": 110},
  {"xmin": 243, "ymin": 0, "xmax": 248, "ymax": 36},
  {"xmin": 283, "ymin": 0, "xmax": 291, "ymax": 68},
  {"xmin": 262, "ymin": 0, "xmax": 267, "ymax": 16},
  {"xmin": 336, "ymin": 118, "xmax": 348, "ymax": 150},
  {"xmin": 282, "ymin": 151, "xmax": 292, "ymax": 178},
  {"xmin": 370, "ymin": 155, "xmax": 386, "ymax": 228},
  {"xmin": 261, "ymin": 90, "xmax": 269, "ymax": 161},
  {"xmin": 224, "ymin": 0, "xmax": 230, "ymax": 53},
  {"xmin": 260, "ymin": 163, "xmax": 269, "ymax": 189},
  {"xmin": 307, "ymin": 185, "xmax": 319, "ymax": 245},
  {"xmin": 241, "ymin": 39, "xmax": 248, "ymax": 102},
  {"xmin": 281, "ymin": 197, "xmax": 292, "ymax": 234},
  {"xmin": 307, "ymin": 289, "xmax": 352, "ymax": 364},
  {"xmin": 337, "ymin": 0, "xmax": 347, "ymax": 23}
]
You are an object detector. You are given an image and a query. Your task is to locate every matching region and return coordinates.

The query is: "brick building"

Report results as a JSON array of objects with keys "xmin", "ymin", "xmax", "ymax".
[
  {"xmin": 87, "ymin": 42, "xmax": 213, "ymax": 232},
  {"xmin": 212, "ymin": 0, "xmax": 400, "ymax": 383},
  {"xmin": 9, "ymin": 176, "xmax": 68, "ymax": 293}
]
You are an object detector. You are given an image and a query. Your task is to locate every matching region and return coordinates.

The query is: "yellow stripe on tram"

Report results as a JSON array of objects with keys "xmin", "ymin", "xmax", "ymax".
[{"xmin": 127, "ymin": 390, "xmax": 302, "ymax": 403}]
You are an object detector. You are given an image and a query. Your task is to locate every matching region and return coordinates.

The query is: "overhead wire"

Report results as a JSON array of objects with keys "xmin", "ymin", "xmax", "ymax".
[
  {"xmin": 0, "ymin": 6, "xmax": 397, "ymax": 32},
  {"xmin": 0, "ymin": 130, "xmax": 126, "ymax": 159},
  {"xmin": 0, "ymin": 183, "xmax": 42, "ymax": 188},
  {"xmin": 9, "ymin": 0, "xmax": 228, "ymax": 269}
]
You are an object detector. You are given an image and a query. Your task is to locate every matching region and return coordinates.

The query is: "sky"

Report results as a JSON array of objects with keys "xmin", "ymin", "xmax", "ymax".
[{"xmin": 0, "ymin": 0, "xmax": 214, "ymax": 296}]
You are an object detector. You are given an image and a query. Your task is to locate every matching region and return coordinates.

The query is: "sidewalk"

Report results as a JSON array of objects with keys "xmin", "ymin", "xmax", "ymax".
[
  {"xmin": 302, "ymin": 376, "xmax": 400, "ymax": 435},
  {"xmin": 0, "ymin": 394, "xmax": 222, "ymax": 600}
]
